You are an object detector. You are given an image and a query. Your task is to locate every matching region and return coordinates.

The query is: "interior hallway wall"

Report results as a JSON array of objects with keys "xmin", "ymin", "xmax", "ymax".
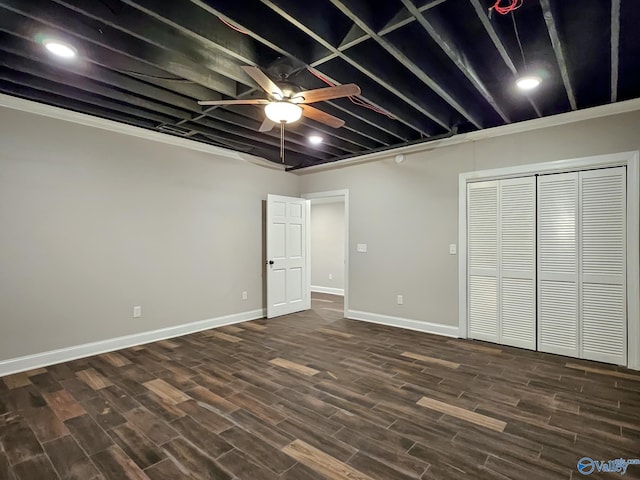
[{"xmin": 310, "ymin": 201, "xmax": 345, "ymax": 293}]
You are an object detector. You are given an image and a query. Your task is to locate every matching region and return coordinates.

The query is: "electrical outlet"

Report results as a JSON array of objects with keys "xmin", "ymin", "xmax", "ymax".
[
  {"xmin": 397, "ymin": 295, "xmax": 403, "ymax": 305},
  {"xmin": 357, "ymin": 243, "xmax": 367, "ymax": 253},
  {"xmin": 449, "ymin": 243, "xmax": 457, "ymax": 255},
  {"xmin": 242, "ymin": 291, "xmax": 248, "ymax": 300},
  {"xmin": 329, "ymin": 273, "xmax": 333, "ymax": 280},
  {"xmin": 133, "ymin": 306, "xmax": 142, "ymax": 318}
]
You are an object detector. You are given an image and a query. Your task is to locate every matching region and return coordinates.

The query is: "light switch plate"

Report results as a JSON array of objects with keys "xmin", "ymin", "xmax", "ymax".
[
  {"xmin": 357, "ymin": 243, "xmax": 368, "ymax": 253},
  {"xmin": 449, "ymin": 244, "xmax": 457, "ymax": 255}
]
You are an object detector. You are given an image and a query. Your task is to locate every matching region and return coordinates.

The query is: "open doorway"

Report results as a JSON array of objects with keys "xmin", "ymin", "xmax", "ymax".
[{"xmin": 303, "ymin": 190, "xmax": 349, "ymax": 317}]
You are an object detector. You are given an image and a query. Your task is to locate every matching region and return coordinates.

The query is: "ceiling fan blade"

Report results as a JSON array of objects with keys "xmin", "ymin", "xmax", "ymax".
[
  {"xmin": 198, "ymin": 99, "xmax": 269, "ymax": 106},
  {"xmin": 258, "ymin": 117, "xmax": 275, "ymax": 132},
  {"xmin": 301, "ymin": 105, "xmax": 345, "ymax": 128},
  {"xmin": 292, "ymin": 84, "xmax": 361, "ymax": 104},
  {"xmin": 241, "ymin": 66, "xmax": 284, "ymax": 98}
]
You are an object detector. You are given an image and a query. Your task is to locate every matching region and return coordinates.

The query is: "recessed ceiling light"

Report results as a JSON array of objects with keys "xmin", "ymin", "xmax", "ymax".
[
  {"xmin": 43, "ymin": 39, "xmax": 77, "ymax": 59},
  {"xmin": 516, "ymin": 75, "xmax": 542, "ymax": 91},
  {"xmin": 309, "ymin": 135, "xmax": 323, "ymax": 145}
]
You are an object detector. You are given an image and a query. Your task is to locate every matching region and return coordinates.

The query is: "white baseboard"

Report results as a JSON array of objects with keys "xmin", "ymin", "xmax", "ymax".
[
  {"xmin": 311, "ymin": 285, "xmax": 345, "ymax": 296},
  {"xmin": 346, "ymin": 309, "xmax": 460, "ymax": 338},
  {"xmin": 0, "ymin": 308, "xmax": 266, "ymax": 377}
]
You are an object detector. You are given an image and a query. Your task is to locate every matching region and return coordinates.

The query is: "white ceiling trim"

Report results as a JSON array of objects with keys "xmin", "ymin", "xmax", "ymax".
[
  {"xmin": 0, "ymin": 93, "xmax": 285, "ymax": 171},
  {"xmin": 297, "ymin": 96, "xmax": 640, "ymax": 174}
]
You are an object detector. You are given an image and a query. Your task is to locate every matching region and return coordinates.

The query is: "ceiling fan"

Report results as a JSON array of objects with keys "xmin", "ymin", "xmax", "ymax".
[{"xmin": 198, "ymin": 66, "xmax": 361, "ymax": 163}]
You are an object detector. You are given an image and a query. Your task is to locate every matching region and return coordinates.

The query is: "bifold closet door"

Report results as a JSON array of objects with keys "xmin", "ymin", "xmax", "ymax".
[
  {"xmin": 538, "ymin": 167, "xmax": 627, "ymax": 364},
  {"xmin": 467, "ymin": 177, "xmax": 536, "ymax": 348},
  {"xmin": 467, "ymin": 181, "xmax": 499, "ymax": 343},
  {"xmin": 499, "ymin": 177, "xmax": 536, "ymax": 350},
  {"xmin": 537, "ymin": 172, "xmax": 580, "ymax": 357},
  {"xmin": 580, "ymin": 168, "xmax": 626, "ymax": 365}
]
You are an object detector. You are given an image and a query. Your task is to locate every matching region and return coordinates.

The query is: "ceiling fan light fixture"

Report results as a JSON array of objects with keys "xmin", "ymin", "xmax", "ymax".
[
  {"xmin": 308, "ymin": 135, "xmax": 323, "ymax": 145},
  {"xmin": 516, "ymin": 75, "xmax": 542, "ymax": 91},
  {"xmin": 264, "ymin": 101, "xmax": 302, "ymax": 124},
  {"xmin": 43, "ymin": 38, "xmax": 77, "ymax": 59}
]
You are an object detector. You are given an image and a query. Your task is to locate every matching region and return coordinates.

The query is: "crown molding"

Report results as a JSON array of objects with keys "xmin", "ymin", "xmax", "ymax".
[{"xmin": 297, "ymin": 97, "xmax": 640, "ymax": 174}]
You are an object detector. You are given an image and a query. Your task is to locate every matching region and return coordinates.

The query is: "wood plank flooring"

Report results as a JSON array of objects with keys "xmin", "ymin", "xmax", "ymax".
[{"xmin": 1, "ymin": 293, "xmax": 639, "ymax": 479}]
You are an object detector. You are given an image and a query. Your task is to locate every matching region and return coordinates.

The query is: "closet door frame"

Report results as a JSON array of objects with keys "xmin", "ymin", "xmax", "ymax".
[{"xmin": 458, "ymin": 151, "xmax": 640, "ymax": 370}]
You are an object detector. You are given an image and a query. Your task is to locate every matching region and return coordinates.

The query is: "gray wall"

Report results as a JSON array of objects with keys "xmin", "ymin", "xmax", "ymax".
[
  {"xmin": 310, "ymin": 201, "xmax": 345, "ymax": 291},
  {"xmin": 299, "ymin": 110, "xmax": 640, "ymax": 328},
  {"xmin": 0, "ymin": 107, "xmax": 298, "ymax": 361},
  {"xmin": 2, "ymin": 103, "xmax": 639, "ymax": 362}
]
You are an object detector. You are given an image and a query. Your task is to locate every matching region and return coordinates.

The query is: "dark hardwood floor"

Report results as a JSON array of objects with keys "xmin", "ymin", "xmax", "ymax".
[{"xmin": 1, "ymin": 293, "xmax": 639, "ymax": 479}]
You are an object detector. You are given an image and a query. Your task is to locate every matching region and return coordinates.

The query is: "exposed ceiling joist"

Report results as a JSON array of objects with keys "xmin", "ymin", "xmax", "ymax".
[
  {"xmin": 398, "ymin": 0, "xmax": 510, "ymax": 124},
  {"xmin": 329, "ymin": 0, "xmax": 481, "ymax": 129},
  {"xmin": 540, "ymin": 0, "xmax": 577, "ymax": 111},
  {"xmin": 0, "ymin": 0, "xmax": 237, "ymax": 97},
  {"xmin": 467, "ymin": 0, "xmax": 542, "ymax": 118},
  {"xmin": 120, "ymin": 0, "xmax": 259, "ymax": 66},
  {"xmin": 52, "ymin": 0, "xmax": 252, "ymax": 86},
  {"xmin": 611, "ymin": 0, "xmax": 621, "ymax": 103}
]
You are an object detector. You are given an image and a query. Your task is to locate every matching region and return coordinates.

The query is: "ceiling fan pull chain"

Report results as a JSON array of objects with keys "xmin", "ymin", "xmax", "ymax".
[{"xmin": 281, "ymin": 121, "xmax": 285, "ymax": 163}]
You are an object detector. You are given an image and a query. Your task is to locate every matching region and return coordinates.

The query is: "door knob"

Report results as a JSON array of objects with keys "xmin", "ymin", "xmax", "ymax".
[{"xmin": 267, "ymin": 260, "xmax": 274, "ymax": 265}]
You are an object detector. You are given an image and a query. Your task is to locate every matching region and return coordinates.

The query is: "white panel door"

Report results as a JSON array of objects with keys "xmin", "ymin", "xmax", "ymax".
[
  {"xmin": 499, "ymin": 177, "xmax": 536, "ymax": 350},
  {"xmin": 467, "ymin": 181, "xmax": 499, "ymax": 343},
  {"xmin": 267, "ymin": 194, "xmax": 310, "ymax": 318},
  {"xmin": 580, "ymin": 167, "xmax": 627, "ymax": 364},
  {"xmin": 537, "ymin": 172, "xmax": 580, "ymax": 358}
]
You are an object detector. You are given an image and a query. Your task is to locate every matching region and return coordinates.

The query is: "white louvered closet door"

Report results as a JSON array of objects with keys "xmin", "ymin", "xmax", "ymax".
[
  {"xmin": 467, "ymin": 181, "xmax": 499, "ymax": 343},
  {"xmin": 499, "ymin": 177, "xmax": 536, "ymax": 350},
  {"xmin": 580, "ymin": 167, "xmax": 627, "ymax": 364},
  {"xmin": 537, "ymin": 172, "xmax": 580, "ymax": 358}
]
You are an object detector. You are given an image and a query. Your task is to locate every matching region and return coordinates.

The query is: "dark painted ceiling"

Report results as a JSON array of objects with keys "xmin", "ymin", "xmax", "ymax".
[{"xmin": 0, "ymin": 0, "xmax": 636, "ymax": 169}]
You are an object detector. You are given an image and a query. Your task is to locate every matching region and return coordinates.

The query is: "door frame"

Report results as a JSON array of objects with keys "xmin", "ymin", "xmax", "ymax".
[
  {"xmin": 458, "ymin": 151, "xmax": 640, "ymax": 369},
  {"xmin": 302, "ymin": 189, "xmax": 350, "ymax": 318}
]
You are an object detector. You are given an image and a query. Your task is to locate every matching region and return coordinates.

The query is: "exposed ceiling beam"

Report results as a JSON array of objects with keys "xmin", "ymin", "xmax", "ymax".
[
  {"xmin": 467, "ymin": 0, "xmax": 542, "ymax": 118},
  {"xmin": 319, "ymin": 101, "xmax": 395, "ymax": 145},
  {"xmin": 0, "ymin": 16, "xmax": 225, "ymax": 102},
  {"xmin": 51, "ymin": 0, "xmax": 252, "ymax": 86},
  {"xmin": 316, "ymin": 0, "xmax": 450, "ymax": 65},
  {"xmin": 611, "ymin": 0, "xmax": 620, "ymax": 103},
  {"xmin": 0, "ymin": 56, "xmax": 190, "ymax": 120},
  {"xmin": 328, "ymin": 0, "xmax": 483, "ymax": 129},
  {"xmin": 253, "ymin": 0, "xmax": 444, "ymax": 136},
  {"xmin": 0, "ymin": 0, "xmax": 237, "ymax": 97},
  {"xmin": 0, "ymin": 69, "xmax": 175, "ymax": 125},
  {"xmin": 119, "ymin": 0, "xmax": 259, "ymax": 66},
  {"xmin": 0, "ymin": 34, "xmax": 201, "ymax": 112},
  {"xmin": 0, "ymin": 79, "xmax": 159, "ymax": 129},
  {"xmin": 399, "ymin": 0, "xmax": 510, "ymax": 124},
  {"xmin": 380, "ymin": 0, "xmax": 450, "ymax": 36},
  {"xmin": 539, "ymin": 0, "xmax": 577, "ymax": 111},
  {"xmin": 189, "ymin": 0, "xmax": 310, "ymax": 63}
]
